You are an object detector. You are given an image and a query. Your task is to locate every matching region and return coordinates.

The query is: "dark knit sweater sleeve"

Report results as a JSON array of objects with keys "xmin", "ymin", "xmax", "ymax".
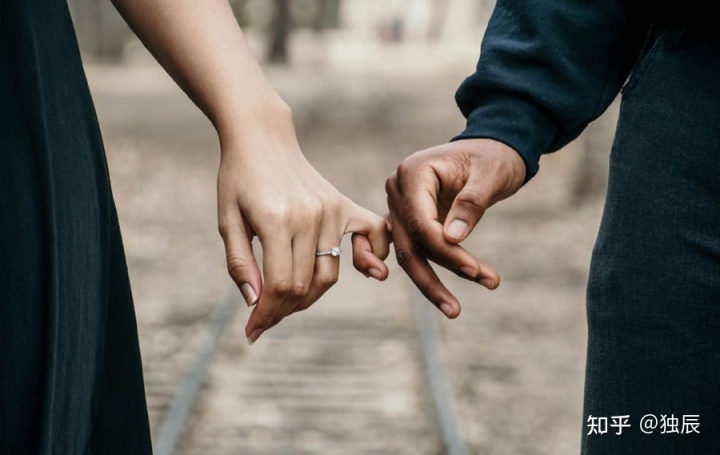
[{"xmin": 453, "ymin": 0, "xmax": 648, "ymax": 180}]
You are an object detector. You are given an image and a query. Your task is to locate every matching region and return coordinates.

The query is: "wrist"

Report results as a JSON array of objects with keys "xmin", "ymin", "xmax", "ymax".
[
  {"xmin": 496, "ymin": 140, "xmax": 527, "ymax": 190},
  {"xmin": 215, "ymin": 94, "xmax": 297, "ymax": 154}
]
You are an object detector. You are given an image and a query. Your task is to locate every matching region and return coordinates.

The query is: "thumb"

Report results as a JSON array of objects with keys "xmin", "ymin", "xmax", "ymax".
[
  {"xmin": 443, "ymin": 176, "xmax": 491, "ymax": 244},
  {"xmin": 219, "ymin": 209, "xmax": 263, "ymax": 307}
]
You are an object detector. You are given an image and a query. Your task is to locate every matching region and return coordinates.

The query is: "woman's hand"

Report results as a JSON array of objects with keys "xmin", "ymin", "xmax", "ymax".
[
  {"xmin": 110, "ymin": 0, "xmax": 389, "ymax": 343},
  {"xmin": 217, "ymin": 100, "xmax": 390, "ymax": 344}
]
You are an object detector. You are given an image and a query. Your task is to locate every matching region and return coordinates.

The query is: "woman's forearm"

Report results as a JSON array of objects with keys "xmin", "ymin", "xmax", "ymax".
[
  {"xmin": 111, "ymin": 0, "xmax": 288, "ymax": 146},
  {"xmin": 111, "ymin": 0, "xmax": 391, "ymax": 344}
]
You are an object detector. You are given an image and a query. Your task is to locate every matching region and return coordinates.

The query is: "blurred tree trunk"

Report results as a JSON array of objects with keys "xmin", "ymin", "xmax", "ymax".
[
  {"xmin": 569, "ymin": 100, "xmax": 619, "ymax": 206},
  {"xmin": 427, "ymin": 0, "xmax": 452, "ymax": 42},
  {"xmin": 314, "ymin": 0, "xmax": 342, "ymax": 32},
  {"xmin": 268, "ymin": 0, "xmax": 292, "ymax": 64},
  {"xmin": 229, "ymin": 0, "xmax": 249, "ymax": 27},
  {"xmin": 67, "ymin": 0, "xmax": 130, "ymax": 60}
]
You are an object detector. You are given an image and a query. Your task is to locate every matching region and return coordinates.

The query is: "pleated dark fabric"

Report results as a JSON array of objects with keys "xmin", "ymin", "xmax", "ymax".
[
  {"xmin": 0, "ymin": 1, "xmax": 152, "ymax": 453},
  {"xmin": 582, "ymin": 26, "xmax": 720, "ymax": 454}
]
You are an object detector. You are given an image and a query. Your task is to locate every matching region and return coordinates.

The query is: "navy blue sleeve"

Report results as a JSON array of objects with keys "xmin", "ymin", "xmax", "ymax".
[{"xmin": 453, "ymin": 0, "xmax": 648, "ymax": 180}]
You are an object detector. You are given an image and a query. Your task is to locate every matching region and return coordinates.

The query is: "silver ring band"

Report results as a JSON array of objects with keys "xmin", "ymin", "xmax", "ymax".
[{"xmin": 316, "ymin": 247, "xmax": 342, "ymax": 257}]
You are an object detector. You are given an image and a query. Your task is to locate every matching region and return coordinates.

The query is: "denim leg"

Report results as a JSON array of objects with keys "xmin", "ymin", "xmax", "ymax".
[{"xmin": 581, "ymin": 27, "xmax": 720, "ymax": 454}]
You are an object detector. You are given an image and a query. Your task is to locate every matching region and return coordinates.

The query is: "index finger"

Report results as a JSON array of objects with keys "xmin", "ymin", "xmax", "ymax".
[
  {"xmin": 392, "ymin": 166, "xmax": 484, "ymax": 279},
  {"xmin": 245, "ymin": 231, "xmax": 293, "ymax": 344},
  {"xmin": 388, "ymin": 199, "xmax": 460, "ymax": 318}
]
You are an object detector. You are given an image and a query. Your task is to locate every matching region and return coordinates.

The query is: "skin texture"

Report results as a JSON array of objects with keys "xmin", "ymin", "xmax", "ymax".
[
  {"xmin": 385, "ymin": 138, "xmax": 526, "ymax": 318},
  {"xmin": 112, "ymin": 0, "xmax": 390, "ymax": 343}
]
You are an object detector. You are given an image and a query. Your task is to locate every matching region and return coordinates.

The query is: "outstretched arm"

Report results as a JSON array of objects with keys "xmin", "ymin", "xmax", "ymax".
[{"xmin": 112, "ymin": 0, "xmax": 391, "ymax": 343}]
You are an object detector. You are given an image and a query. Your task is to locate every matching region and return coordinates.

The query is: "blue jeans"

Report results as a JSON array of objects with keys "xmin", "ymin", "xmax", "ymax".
[{"xmin": 581, "ymin": 24, "xmax": 720, "ymax": 454}]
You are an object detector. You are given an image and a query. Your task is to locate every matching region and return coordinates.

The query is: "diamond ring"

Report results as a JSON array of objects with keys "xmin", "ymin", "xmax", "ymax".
[{"xmin": 316, "ymin": 247, "xmax": 342, "ymax": 257}]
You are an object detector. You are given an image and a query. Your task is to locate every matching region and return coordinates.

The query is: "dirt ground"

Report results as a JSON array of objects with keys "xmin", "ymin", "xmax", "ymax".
[{"xmin": 86, "ymin": 32, "xmax": 618, "ymax": 455}]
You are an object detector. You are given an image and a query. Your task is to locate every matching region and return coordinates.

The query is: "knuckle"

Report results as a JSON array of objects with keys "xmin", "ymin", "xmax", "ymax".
[
  {"xmin": 251, "ymin": 306, "xmax": 276, "ymax": 325},
  {"xmin": 255, "ymin": 314, "xmax": 275, "ymax": 328},
  {"xmin": 396, "ymin": 158, "xmax": 414, "ymax": 176},
  {"xmin": 270, "ymin": 198, "xmax": 327, "ymax": 227},
  {"xmin": 312, "ymin": 203, "xmax": 326, "ymax": 223},
  {"xmin": 395, "ymin": 248, "xmax": 414, "ymax": 270},
  {"xmin": 263, "ymin": 205, "xmax": 291, "ymax": 224},
  {"xmin": 297, "ymin": 198, "xmax": 324, "ymax": 222},
  {"xmin": 385, "ymin": 172, "xmax": 399, "ymax": 195},
  {"xmin": 407, "ymin": 217, "xmax": 431, "ymax": 245},
  {"xmin": 226, "ymin": 256, "xmax": 250, "ymax": 281},
  {"xmin": 457, "ymin": 189, "xmax": 488, "ymax": 212},
  {"xmin": 319, "ymin": 272, "xmax": 339, "ymax": 288},
  {"xmin": 268, "ymin": 279, "xmax": 293, "ymax": 296},
  {"xmin": 290, "ymin": 281, "xmax": 311, "ymax": 297},
  {"xmin": 396, "ymin": 152, "xmax": 427, "ymax": 173}
]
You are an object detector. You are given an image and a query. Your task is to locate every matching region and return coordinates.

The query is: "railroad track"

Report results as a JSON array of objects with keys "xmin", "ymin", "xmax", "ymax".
[{"xmin": 146, "ymin": 267, "xmax": 469, "ymax": 455}]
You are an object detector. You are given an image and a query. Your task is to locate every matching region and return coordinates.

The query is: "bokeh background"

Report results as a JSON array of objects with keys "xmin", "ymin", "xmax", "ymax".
[{"xmin": 69, "ymin": 1, "xmax": 619, "ymax": 453}]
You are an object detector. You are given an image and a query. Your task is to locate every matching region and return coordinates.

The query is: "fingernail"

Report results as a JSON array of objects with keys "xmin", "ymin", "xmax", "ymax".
[
  {"xmin": 446, "ymin": 219, "xmax": 469, "ymax": 240},
  {"xmin": 479, "ymin": 278, "xmax": 497, "ymax": 289},
  {"xmin": 368, "ymin": 268, "xmax": 382, "ymax": 280},
  {"xmin": 240, "ymin": 283, "xmax": 258, "ymax": 307},
  {"xmin": 460, "ymin": 266, "xmax": 478, "ymax": 279},
  {"xmin": 440, "ymin": 303, "xmax": 455, "ymax": 318},
  {"xmin": 247, "ymin": 328, "xmax": 265, "ymax": 345}
]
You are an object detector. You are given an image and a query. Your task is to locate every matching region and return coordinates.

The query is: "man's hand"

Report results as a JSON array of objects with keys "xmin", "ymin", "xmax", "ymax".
[{"xmin": 385, "ymin": 138, "xmax": 526, "ymax": 318}]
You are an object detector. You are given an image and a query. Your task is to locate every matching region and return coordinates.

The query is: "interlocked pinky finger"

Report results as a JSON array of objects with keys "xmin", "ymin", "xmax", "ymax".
[{"xmin": 351, "ymin": 233, "xmax": 388, "ymax": 281}]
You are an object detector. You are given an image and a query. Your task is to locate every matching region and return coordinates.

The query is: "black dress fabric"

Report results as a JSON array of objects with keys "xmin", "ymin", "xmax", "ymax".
[{"xmin": 0, "ymin": 1, "xmax": 152, "ymax": 453}]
